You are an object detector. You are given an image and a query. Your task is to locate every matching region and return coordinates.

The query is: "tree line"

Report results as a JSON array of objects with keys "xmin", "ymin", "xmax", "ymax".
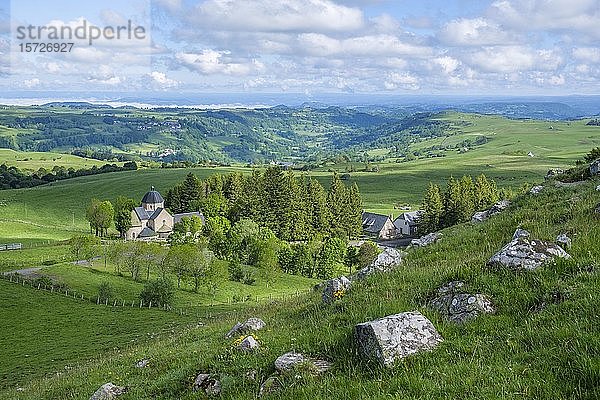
[
  {"xmin": 420, "ymin": 174, "xmax": 500, "ymax": 233},
  {"xmin": 0, "ymin": 161, "xmax": 137, "ymax": 190}
]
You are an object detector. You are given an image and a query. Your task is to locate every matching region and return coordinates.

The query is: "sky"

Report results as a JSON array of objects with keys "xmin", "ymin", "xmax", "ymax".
[{"xmin": 0, "ymin": 0, "xmax": 599, "ymax": 97}]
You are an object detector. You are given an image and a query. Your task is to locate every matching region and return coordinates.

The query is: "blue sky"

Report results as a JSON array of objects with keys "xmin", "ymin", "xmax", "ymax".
[{"xmin": 1, "ymin": 0, "xmax": 599, "ymax": 96}]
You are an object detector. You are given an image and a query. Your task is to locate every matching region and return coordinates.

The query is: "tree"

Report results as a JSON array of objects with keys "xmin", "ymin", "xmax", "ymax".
[
  {"xmin": 306, "ymin": 177, "xmax": 329, "ymax": 235},
  {"xmin": 139, "ymin": 278, "xmax": 175, "ymax": 307},
  {"xmin": 114, "ymin": 196, "xmax": 137, "ymax": 238},
  {"xmin": 420, "ymin": 183, "xmax": 443, "ymax": 233},
  {"xmin": 357, "ymin": 241, "xmax": 380, "ymax": 269},
  {"xmin": 458, "ymin": 175, "xmax": 475, "ymax": 222},
  {"xmin": 69, "ymin": 235, "xmax": 100, "ymax": 263},
  {"xmin": 343, "ymin": 182, "xmax": 363, "ymax": 238},
  {"xmin": 85, "ymin": 199, "xmax": 114, "ymax": 237},
  {"xmin": 327, "ymin": 172, "xmax": 346, "ymax": 234},
  {"xmin": 442, "ymin": 176, "xmax": 462, "ymax": 228},
  {"xmin": 189, "ymin": 246, "xmax": 215, "ymax": 292},
  {"xmin": 256, "ymin": 235, "xmax": 280, "ymax": 287}
]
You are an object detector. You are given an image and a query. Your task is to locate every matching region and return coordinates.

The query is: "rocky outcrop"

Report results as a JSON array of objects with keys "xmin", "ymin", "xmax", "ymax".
[
  {"xmin": 530, "ymin": 185, "xmax": 544, "ymax": 195},
  {"xmin": 89, "ymin": 383, "xmax": 126, "ymax": 400},
  {"xmin": 353, "ymin": 247, "xmax": 405, "ymax": 280},
  {"xmin": 225, "ymin": 317, "xmax": 266, "ymax": 338},
  {"xmin": 354, "ymin": 311, "xmax": 443, "ymax": 366},
  {"xmin": 430, "ymin": 281, "xmax": 495, "ymax": 323},
  {"xmin": 322, "ymin": 276, "xmax": 352, "ymax": 304},
  {"xmin": 556, "ymin": 233, "xmax": 572, "ymax": 250},
  {"xmin": 410, "ymin": 232, "xmax": 442, "ymax": 248},
  {"xmin": 472, "ymin": 200, "xmax": 511, "ymax": 223},
  {"xmin": 274, "ymin": 352, "xmax": 332, "ymax": 375},
  {"xmin": 237, "ymin": 335, "xmax": 260, "ymax": 351},
  {"xmin": 488, "ymin": 229, "xmax": 571, "ymax": 270},
  {"xmin": 193, "ymin": 373, "xmax": 221, "ymax": 396}
]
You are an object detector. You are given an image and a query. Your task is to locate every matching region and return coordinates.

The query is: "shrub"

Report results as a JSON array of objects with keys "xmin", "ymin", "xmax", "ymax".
[
  {"xmin": 139, "ymin": 278, "xmax": 175, "ymax": 307},
  {"xmin": 97, "ymin": 282, "xmax": 113, "ymax": 303},
  {"xmin": 228, "ymin": 260, "xmax": 244, "ymax": 282}
]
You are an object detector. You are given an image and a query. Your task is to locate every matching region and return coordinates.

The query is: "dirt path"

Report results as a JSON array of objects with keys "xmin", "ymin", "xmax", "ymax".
[{"xmin": 2, "ymin": 267, "xmax": 44, "ymax": 278}]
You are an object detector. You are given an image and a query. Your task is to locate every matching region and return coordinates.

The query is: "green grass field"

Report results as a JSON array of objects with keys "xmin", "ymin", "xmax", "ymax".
[
  {"xmin": 0, "ymin": 149, "xmax": 107, "ymax": 170},
  {"xmin": 2, "ymin": 177, "xmax": 598, "ymax": 399}
]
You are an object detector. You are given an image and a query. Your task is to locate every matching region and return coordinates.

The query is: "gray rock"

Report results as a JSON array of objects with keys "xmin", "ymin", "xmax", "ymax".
[
  {"xmin": 595, "ymin": 203, "xmax": 600, "ymax": 215},
  {"xmin": 530, "ymin": 185, "xmax": 544, "ymax": 195},
  {"xmin": 596, "ymin": 185, "xmax": 600, "ymax": 192},
  {"xmin": 237, "ymin": 335, "xmax": 260, "ymax": 351},
  {"xmin": 353, "ymin": 247, "xmax": 405, "ymax": 280},
  {"xmin": 556, "ymin": 233, "xmax": 572, "ymax": 250},
  {"xmin": 430, "ymin": 281, "xmax": 494, "ymax": 323},
  {"xmin": 512, "ymin": 228, "xmax": 530, "ymax": 240},
  {"xmin": 322, "ymin": 276, "xmax": 352, "ymax": 304},
  {"xmin": 226, "ymin": 317, "xmax": 266, "ymax": 338},
  {"xmin": 89, "ymin": 383, "xmax": 126, "ymax": 400},
  {"xmin": 471, "ymin": 211, "xmax": 489, "ymax": 223},
  {"xmin": 135, "ymin": 359, "xmax": 149, "ymax": 368},
  {"xmin": 590, "ymin": 160, "xmax": 600, "ymax": 175},
  {"xmin": 410, "ymin": 232, "xmax": 442, "ymax": 248},
  {"xmin": 488, "ymin": 231, "xmax": 571, "ymax": 270},
  {"xmin": 354, "ymin": 311, "xmax": 443, "ymax": 366},
  {"xmin": 245, "ymin": 369, "xmax": 258, "ymax": 381},
  {"xmin": 274, "ymin": 352, "xmax": 331, "ymax": 374},
  {"xmin": 193, "ymin": 373, "xmax": 221, "ymax": 396},
  {"xmin": 471, "ymin": 200, "xmax": 511, "ymax": 223}
]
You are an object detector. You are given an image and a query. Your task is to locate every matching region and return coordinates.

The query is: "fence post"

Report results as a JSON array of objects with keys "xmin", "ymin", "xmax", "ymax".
[
  {"xmin": 149, "ymin": 301, "xmax": 152, "ymax": 309},
  {"xmin": 97, "ymin": 296, "xmax": 100, "ymax": 304}
]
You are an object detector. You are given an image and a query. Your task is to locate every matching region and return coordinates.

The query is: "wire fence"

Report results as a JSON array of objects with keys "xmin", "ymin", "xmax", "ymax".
[{"xmin": 0, "ymin": 272, "xmax": 314, "ymax": 316}]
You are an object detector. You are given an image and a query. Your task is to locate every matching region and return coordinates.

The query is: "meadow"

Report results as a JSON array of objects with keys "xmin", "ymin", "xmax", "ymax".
[
  {"xmin": 2, "ymin": 175, "xmax": 598, "ymax": 399},
  {"xmin": 0, "ymin": 149, "xmax": 107, "ymax": 170}
]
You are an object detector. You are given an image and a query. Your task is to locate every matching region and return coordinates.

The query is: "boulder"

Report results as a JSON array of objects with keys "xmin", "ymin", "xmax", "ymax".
[
  {"xmin": 471, "ymin": 211, "xmax": 489, "ymax": 223},
  {"xmin": 590, "ymin": 160, "xmax": 600, "ymax": 175},
  {"xmin": 530, "ymin": 185, "xmax": 544, "ymax": 195},
  {"xmin": 135, "ymin": 359, "xmax": 149, "ymax": 368},
  {"xmin": 512, "ymin": 228, "xmax": 530, "ymax": 240},
  {"xmin": 488, "ymin": 229, "xmax": 571, "ymax": 270},
  {"xmin": 193, "ymin": 373, "xmax": 221, "ymax": 396},
  {"xmin": 89, "ymin": 383, "xmax": 126, "ymax": 400},
  {"xmin": 471, "ymin": 200, "xmax": 511, "ymax": 223},
  {"xmin": 354, "ymin": 311, "xmax": 443, "ymax": 366},
  {"xmin": 430, "ymin": 281, "xmax": 495, "ymax": 323},
  {"xmin": 274, "ymin": 352, "xmax": 331, "ymax": 375},
  {"xmin": 410, "ymin": 232, "xmax": 442, "ymax": 248},
  {"xmin": 226, "ymin": 317, "xmax": 266, "ymax": 338},
  {"xmin": 353, "ymin": 247, "xmax": 405, "ymax": 280},
  {"xmin": 237, "ymin": 335, "xmax": 260, "ymax": 351},
  {"xmin": 595, "ymin": 203, "xmax": 600, "ymax": 215},
  {"xmin": 322, "ymin": 276, "xmax": 352, "ymax": 304},
  {"xmin": 556, "ymin": 233, "xmax": 572, "ymax": 250},
  {"xmin": 596, "ymin": 185, "xmax": 600, "ymax": 192}
]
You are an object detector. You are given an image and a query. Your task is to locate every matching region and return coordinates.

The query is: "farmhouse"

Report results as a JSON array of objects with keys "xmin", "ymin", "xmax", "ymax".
[
  {"xmin": 126, "ymin": 187, "xmax": 204, "ymax": 241},
  {"xmin": 362, "ymin": 212, "xmax": 396, "ymax": 240},
  {"xmin": 393, "ymin": 211, "xmax": 421, "ymax": 237}
]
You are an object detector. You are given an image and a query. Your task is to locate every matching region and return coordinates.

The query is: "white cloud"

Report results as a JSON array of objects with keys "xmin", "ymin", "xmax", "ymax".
[
  {"xmin": 297, "ymin": 33, "xmax": 432, "ymax": 57},
  {"xmin": 434, "ymin": 56, "xmax": 460, "ymax": 74},
  {"xmin": 384, "ymin": 72, "xmax": 420, "ymax": 90},
  {"xmin": 176, "ymin": 50, "xmax": 264, "ymax": 75},
  {"xmin": 23, "ymin": 78, "xmax": 41, "ymax": 88},
  {"xmin": 467, "ymin": 46, "xmax": 562, "ymax": 73},
  {"xmin": 439, "ymin": 17, "xmax": 516, "ymax": 46},
  {"xmin": 147, "ymin": 71, "xmax": 179, "ymax": 88},
  {"xmin": 573, "ymin": 47, "xmax": 600, "ymax": 63},
  {"xmin": 190, "ymin": 0, "xmax": 364, "ymax": 32}
]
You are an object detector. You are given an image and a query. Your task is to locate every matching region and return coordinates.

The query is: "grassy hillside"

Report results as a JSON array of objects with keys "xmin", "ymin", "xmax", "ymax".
[
  {"xmin": 2, "ymin": 173, "xmax": 598, "ymax": 399},
  {"xmin": 1, "ymin": 112, "xmax": 597, "ymax": 242},
  {"xmin": 0, "ymin": 149, "xmax": 107, "ymax": 170}
]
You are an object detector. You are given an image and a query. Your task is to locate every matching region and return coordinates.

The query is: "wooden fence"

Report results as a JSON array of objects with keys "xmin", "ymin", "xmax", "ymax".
[{"xmin": 0, "ymin": 272, "xmax": 313, "ymax": 316}]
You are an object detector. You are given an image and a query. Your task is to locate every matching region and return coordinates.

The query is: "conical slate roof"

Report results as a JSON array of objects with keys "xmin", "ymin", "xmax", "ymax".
[{"xmin": 142, "ymin": 186, "xmax": 164, "ymax": 204}]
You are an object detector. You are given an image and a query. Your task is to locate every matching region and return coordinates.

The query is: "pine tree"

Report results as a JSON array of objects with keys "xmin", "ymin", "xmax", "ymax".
[
  {"xmin": 114, "ymin": 196, "xmax": 137, "ymax": 238},
  {"xmin": 327, "ymin": 172, "xmax": 346, "ymax": 235},
  {"xmin": 343, "ymin": 182, "xmax": 363, "ymax": 238},
  {"xmin": 262, "ymin": 166, "xmax": 287, "ymax": 236},
  {"xmin": 420, "ymin": 183, "xmax": 443, "ymax": 233},
  {"xmin": 458, "ymin": 175, "xmax": 475, "ymax": 222},
  {"xmin": 442, "ymin": 176, "xmax": 461, "ymax": 227},
  {"xmin": 306, "ymin": 177, "xmax": 329, "ymax": 235}
]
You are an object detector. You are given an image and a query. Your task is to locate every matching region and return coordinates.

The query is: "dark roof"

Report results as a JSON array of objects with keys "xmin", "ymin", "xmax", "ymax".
[
  {"xmin": 393, "ymin": 211, "xmax": 421, "ymax": 228},
  {"xmin": 149, "ymin": 207, "xmax": 165, "ymax": 220},
  {"xmin": 362, "ymin": 212, "xmax": 391, "ymax": 234},
  {"xmin": 173, "ymin": 211, "xmax": 205, "ymax": 225},
  {"xmin": 141, "ymin": 186, "xmax": 164, "ymax": 204},
  {"xmin": 134, "ymin": 207, "xmax": 150, "ymax": 221},
  {"xmin": 138, "ymin": 227, "xmax": 157, "ymax": 238}
]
